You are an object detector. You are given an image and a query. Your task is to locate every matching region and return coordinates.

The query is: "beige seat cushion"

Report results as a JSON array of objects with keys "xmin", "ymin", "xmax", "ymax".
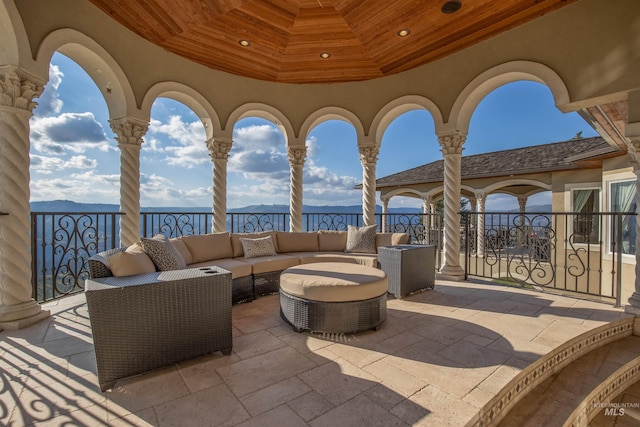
[
  {"xmin": 238, "ymin": 254, "xmax": 299, "ymax": 274},
  {"xmin": 280, "ymin": 262, "xmax": 387, "ymax": 302},
  {"xmin": 182, "ymin": 233, "xmax": 233, "ymax": 263},
  {"xmin": 290, "ymin": 252, "xmax": 378, "ymax": 267},
  {"xmin": 108, "ymin": 244, "xmax": 156, "ymax": 277},
  {"xmin": 188, "ymin": 258, "xmax": 252, "ymax": 279}
]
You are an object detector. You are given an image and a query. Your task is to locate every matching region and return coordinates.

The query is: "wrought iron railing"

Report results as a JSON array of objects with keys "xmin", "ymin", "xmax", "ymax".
[
  {"xmin": 461, "ymin": 211, "xmax": 636, "ymax": 306},
  {"xmin": 30, "ymin": 210, "xmax": 441, "ymax": 302},
  {"xmin": 31, "ymin": 212, "xmax": 123, "ymax": 303}
]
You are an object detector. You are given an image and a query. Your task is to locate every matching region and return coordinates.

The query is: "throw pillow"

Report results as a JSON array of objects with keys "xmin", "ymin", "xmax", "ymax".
[
  {"xmin": 345, "ymin": 224, "xmax": 377, "ymax": 254},
  {"xmin": 140, "ymin": 234, "xmax": 187, "ymax": 271},
  {"xmin": 108, "ymin": 243, "xmax": 156, "ymax": 277},
  {"xmin": 240, "ymin": 236, "xmax": 277, "ymax": 258}
]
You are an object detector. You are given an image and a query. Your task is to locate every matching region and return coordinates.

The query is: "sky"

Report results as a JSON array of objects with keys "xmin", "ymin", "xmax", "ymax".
[{"xmin": 29, "ymin": 52, "xmax": 598, "ymax": 210}]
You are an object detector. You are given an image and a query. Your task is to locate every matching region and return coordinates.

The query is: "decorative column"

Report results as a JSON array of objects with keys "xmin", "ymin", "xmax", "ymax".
[
  {"xmin": 206, "ymin": 137, "xmax": 232, "ymax": 233},
  {"xmin": 111, "ymin": 117, "xmax": 148, "ymax": 246},
  {"xmin": 422, "ymin": 196, "xmax": 432, "ymax": 243},
  {"xmin": 288, "ymin": 146, "xmax": 307, "ymax": 232},
  {"xmin": 359, "ymin": 144, "xmax": 379, "ymax": 227},
  {"xmin": 517, "ymin": 195, "xmax": 528, "ymax": 248},
  {"xmin": 380, "ymin": 196, "xmax": 389, "ymax": 232},
  {"xmin": 625, "ymin": 137, "xmax": 640, "ymax": 314},
  {"xmin": 476, "ymin": 193, "xmax": 486, "ymax": 258},
  {"xmin": 437, "ymin": 131, "xmax": 466, "ymax": 280},
  {"xmin": 0, "ymin": 68, "xmax": 49, "ymax": 329}
]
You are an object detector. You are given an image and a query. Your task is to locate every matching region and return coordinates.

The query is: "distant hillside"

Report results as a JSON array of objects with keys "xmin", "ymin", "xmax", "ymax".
[{"xmin": 30, "ymin": 200, "xmax": 422, "ymax": 213}]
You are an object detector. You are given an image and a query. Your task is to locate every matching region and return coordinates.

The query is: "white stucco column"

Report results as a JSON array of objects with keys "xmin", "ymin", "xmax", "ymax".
[
  {"xmin": 476, "ymin": 192, "xmax": 486, "ymax": 258},
  {"xmin": 437, "ymin": 131, "xmax": 465, "ymax": 280},
  {"xmin": 381, "ymin": 196, "xmax": 389, "ymax": 232},
  {"xmin": 359, "ymin": 144, "xmax": 379, "ymax": 227},
  {"xmin": 288, "ymin": 146, "xmax": 306, "ymax": 232},
  {"xmin": 625, "ymin": 136, "xmax": 640, "ymax": 314},
  {"xmin": 422, "ymin": 196, "xmax": 431, "ymax": 242},
  {"xmin": 111, "ymin": 117, "xmax": 148, "ymax": 246},
  {"xmin": 0, "ymin": 68, "xmax": 50, "ymax": 329},
  {"xmin": 517, "ymin": 196, "xmax": 528, "ymax": 214},
  {"xmin": 206, "ymin": 137, "xmax": 232, "ymax": 233}
]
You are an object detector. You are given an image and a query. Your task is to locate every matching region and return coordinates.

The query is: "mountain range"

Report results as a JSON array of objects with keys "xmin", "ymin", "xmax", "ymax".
[{"xmin": 29, "ymin": 200, "xmax": 552, "ymax": 213}]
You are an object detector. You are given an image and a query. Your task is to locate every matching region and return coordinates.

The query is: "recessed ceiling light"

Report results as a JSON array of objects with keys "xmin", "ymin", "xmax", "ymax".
[
  {"xmin": 397, "ymin": 29, "xmax": 411, "ymax": 37},
  {"xmin": 320, "ymin": 52, "xmax": 331, "ymax": 59},
  {"xmin": 238, "ymin": 39, "xmax": 251, "ymax": 47},
  {"xmin": 441, "ymin": 0, "xmax": 462, "ymax": 14}
]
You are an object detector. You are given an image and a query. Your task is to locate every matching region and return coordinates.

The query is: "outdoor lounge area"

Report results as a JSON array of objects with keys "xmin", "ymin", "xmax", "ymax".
[
  {"xmin": 2, "ymin": 0, "xmax": 640, "ymax": 425},
  {"xmin": 2, "ymin": 278, "xmax": 638, "ymax": 426}
]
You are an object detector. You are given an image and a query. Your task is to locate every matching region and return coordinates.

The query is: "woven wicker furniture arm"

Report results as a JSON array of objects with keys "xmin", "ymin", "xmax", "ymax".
[{"xmin": 85, "ymin": 267, "xmax": 232, "ymax": 391}]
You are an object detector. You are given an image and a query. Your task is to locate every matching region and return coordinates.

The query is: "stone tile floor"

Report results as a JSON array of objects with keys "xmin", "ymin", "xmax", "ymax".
[{"xmin": 0, "ymin": 279, "xmax": 634, "ymax": 426}]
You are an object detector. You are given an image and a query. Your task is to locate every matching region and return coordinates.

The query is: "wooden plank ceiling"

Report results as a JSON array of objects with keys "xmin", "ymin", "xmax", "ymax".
[{"xmin": 87, "ymin": 0, "xmax": 576, "ymax": 83}]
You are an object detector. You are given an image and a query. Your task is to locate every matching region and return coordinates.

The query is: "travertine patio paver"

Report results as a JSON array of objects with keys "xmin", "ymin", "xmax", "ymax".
[{"xmin": 0, "ymin": 278, "xmax": 634, "ymax": 426}]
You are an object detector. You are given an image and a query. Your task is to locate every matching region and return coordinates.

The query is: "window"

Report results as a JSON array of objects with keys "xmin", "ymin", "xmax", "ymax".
[
  {"xmin": 610, "ymin": 180, "xmax": 636, "ymax": 255},
  {"xmin": 572, "ymin": 188, "xmax": 600, "ymax": 244}
]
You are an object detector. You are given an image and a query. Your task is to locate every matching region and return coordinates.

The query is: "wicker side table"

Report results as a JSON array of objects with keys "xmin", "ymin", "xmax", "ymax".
[
  {"xmin": 85, "ymin": 267, "xmax": 232, "ymax": 391},
  {"xmin": 378, "ymin": 245, "xmax": 436, "ymax": 299}
]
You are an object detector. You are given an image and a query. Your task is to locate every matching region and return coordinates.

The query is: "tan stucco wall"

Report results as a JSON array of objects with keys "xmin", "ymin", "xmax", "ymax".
[{"xmin": 9, "ymin": 0, "xmax": 640, "ymax": 137}]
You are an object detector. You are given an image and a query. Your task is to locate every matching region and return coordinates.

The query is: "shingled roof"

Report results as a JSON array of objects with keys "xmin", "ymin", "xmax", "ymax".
[{"xmin": 374, "ymin": 137, "xmax": 618, "ymax": 188}]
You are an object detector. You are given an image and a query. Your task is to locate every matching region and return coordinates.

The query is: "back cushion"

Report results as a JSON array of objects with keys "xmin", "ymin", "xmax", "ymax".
[
  {"xmin": 376, "ymin": 232, "xmax": 411, "ymax": 248},
  {"xmin": 318, "ymin": 230, "xmax": 348, "ymax": 252},
  {"xmin": 108, "ymin": 244, "xmax": 156, "ymax": 277},
  {"xmin": 231, "ymin": 231, "xmax": 278, "ymax": 257},
  {"xmin": 276, "ymin": 232, "xmax": 319, "ymax": 253},
  {"xmin": 170, "ymin": 237, "xmax": 193, "ymax": 265},
  {"xmin": 181, "ymin": 232, "xmax": 233, "ymax": 263}
]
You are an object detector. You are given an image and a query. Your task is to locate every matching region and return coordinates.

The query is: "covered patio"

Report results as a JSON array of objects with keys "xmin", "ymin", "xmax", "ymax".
[{"xmin": 2, "ymin": 0, "xmax": 640, "ymax": 424}]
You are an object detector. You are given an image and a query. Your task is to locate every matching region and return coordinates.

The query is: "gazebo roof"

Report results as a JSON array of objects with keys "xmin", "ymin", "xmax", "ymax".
[
  {"xmin": 84, "ymin": 0, "xmax": 575, "ymax": 84},
  {"xmin": 373, "ymin": 137, "xmax": 620, "ymax": 189}
]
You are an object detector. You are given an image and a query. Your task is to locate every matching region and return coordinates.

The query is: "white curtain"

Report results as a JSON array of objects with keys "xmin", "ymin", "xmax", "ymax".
[
  {"xmin": 573, "ymin": 189, "xmax": 593, "ymax": 213},
  {"xmin": 612, "ymin": 181, "xmax": 636, "ymax": 254}
]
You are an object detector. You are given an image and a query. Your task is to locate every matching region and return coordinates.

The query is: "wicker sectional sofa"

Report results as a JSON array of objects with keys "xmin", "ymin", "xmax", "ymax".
[{"xmin": 88, "ymin": 230, "xmax": 410, "ymax": 304}]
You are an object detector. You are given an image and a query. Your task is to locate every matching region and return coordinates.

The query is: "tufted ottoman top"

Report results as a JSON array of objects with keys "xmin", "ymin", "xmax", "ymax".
[{"xmin": 280, "ymin": 262, "xmax": 387, "ymax": 302}]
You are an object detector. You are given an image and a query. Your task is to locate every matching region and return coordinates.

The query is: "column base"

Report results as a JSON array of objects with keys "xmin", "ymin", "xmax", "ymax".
[
  {"xmin": 437, "ymin": 265, "xmax": 465, "ymax": 282},
  {"xmin": 625, "ymin": 292, "xmax": 640, "ymax": 316},
  {"xmin": 0, "ymin": 300, "xmax": 50, "ymax": 330},
  {"xmin": 0, "ymin": 309, "xmax": 50, "ymax": 331}
]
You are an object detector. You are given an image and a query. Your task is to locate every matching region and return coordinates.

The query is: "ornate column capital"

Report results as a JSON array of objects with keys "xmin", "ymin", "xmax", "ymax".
[
  {"xmin": 0, "ymin": 68, "xmax": 44, "ymax": 112},
  {"xmin": 206, "ymin": 137, "xmax": 233, "ymax": 160},
  {"xmin": 288, "ymin": 146, "xmax": 307, "ymax": 166},
  {"xmin": 358, "ymin": 144, "xmax": 379, "ymax": 165},
  {"xmin": 110, "ymin": 117, "xmax": 148, "ymax": 149},
  {"xmin": 437, "ymin": 131, "xmax": 466, "ymax": 155}
]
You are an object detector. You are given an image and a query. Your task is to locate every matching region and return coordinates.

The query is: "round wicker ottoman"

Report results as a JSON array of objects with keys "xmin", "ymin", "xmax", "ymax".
[{"xmin": 279, "ymin": 262, "xmax": 388, "ymax": 334}]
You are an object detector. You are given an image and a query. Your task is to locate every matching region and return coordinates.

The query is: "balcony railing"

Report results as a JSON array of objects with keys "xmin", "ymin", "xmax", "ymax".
[
  {"xmin": 461, "ymin": 211, "xmax": 636, "ymax": 306},
  {"xmin": 29, "ymin": 210, "xmax": 634, "ymax": 306},
  {"xmin": 31, "ymin": 212, "xmax": 123, "ymax": 302}
]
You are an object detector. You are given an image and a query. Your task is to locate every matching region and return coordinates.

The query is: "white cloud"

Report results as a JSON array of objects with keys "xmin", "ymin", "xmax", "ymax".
[
  {"xmin": 30, "ymin": 171, "xmax": 120, "ymax": 203},
  {"xmin": 30, "ymin": 154, "xmax": 97, "ymax": 174},
  {"xmin": 140, "ymin": 173, "xmax": 211, "ymax": 206},
  {"xmin": 33, "ymin": 65, "xmax": 64, "ymax": 117},
  {"xmin": 30, "ymin": 112, "xmax": 110, "ymax": 154},
  {"xmin": 146, "ymin": 116, "xmax": 208, "ymax": 168}
]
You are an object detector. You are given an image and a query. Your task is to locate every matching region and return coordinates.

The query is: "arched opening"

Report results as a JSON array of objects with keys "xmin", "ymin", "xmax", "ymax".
[
  {"xmin": 29, "ymin": 52, "xmax": 117, "ymax": 206},
  {"xmin": 145, "ymin": 97, "xmax": 210, "ymax": 207},
  {"xmin": 228, "ymin": 117, "xmax": 289, "ymax": 209},
  {"xmin": 305, "ymin": 119, "xmax": 360, "ymax": 207}
]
